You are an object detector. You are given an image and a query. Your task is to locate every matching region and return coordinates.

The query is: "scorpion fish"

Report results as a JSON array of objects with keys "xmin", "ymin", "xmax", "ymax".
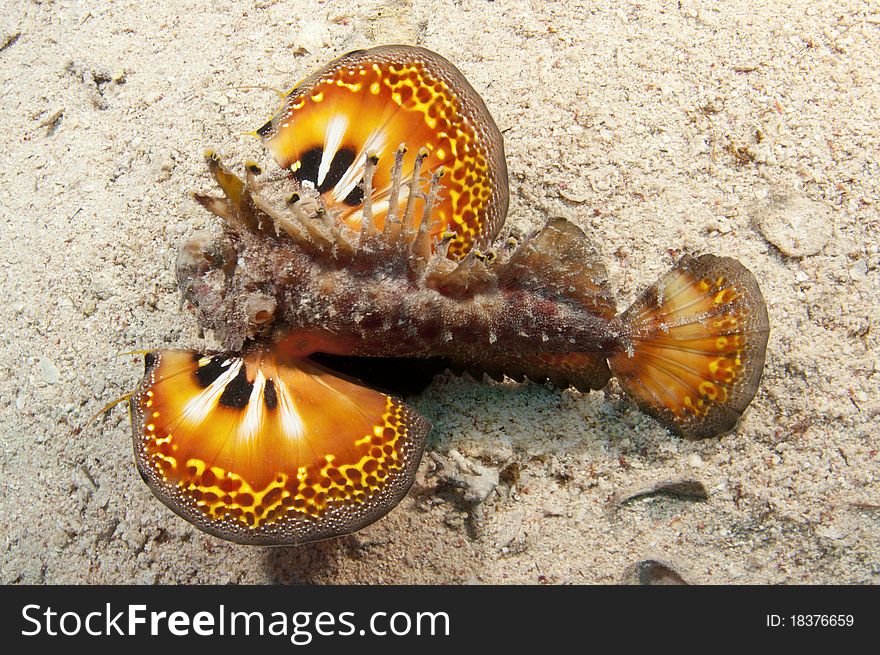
[{"xmin": 125, "ymin": 45, "xmax": 770, "ymax": 546}]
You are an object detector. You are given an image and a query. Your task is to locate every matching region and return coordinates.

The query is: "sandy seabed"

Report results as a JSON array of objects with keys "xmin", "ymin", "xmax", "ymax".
[{"xmin": 1, "ymin": 0, "xmax": 877, "ymax": 584}]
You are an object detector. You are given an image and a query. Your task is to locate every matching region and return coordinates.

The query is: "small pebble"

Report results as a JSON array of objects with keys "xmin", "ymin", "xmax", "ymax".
[
  {"xmin": 91, "ymin": 375, "xmax": 106, "ymax": 397},
  {"xmin": 50, "ymin": 530, "xmax": 71, "ymax": 550},
  {"xmin": 850, "ymin": 259, "xmax": 868, "ymax": 280},
  {"xmin": 687, "ymin": 453, "xmax": 704, "ymax": 468},
  {"xmin": 543, "ymin": 501, "xmax": 566, "ymax": 517},
  {"xmin": 750, "ymin": 192, "xmax": 832, "ymax": 257},
  {"xmin": 621, "ymin": 559, "xmax": 689, "ymax": 585},
  {"xmin": 121, "ymin": 524, "xmax": 147, "ymax": 552},
  {"xmin": 745, "ymin": 555, "xmax": 764, "ymax": 571},
  {"xmin": 93, "ymin": 488, "xmax": 111, "ymax": 509},
  {"xmin": 816, "ymin": 525, "xmax": 844, "ymax": 540},
  {"xmin": 138, "ymin": 571, "xmax": 158, "ymax": 585},
  {"xmin": 559, "ymin": 185, "xmax": 589, "ymax": 203},
  {"xmin": 295, "ymin": 21, "xmax": 326, "ymax": 53},
  {"xmin": 433, "ymin": 450, "xmax": 500, "ymax": 505},
  {"xmin": 39, "ymin": 357, "xmax": 60, "ymax": 384}
]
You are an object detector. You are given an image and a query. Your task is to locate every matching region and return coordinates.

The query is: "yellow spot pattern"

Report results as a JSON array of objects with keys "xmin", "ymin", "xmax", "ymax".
[
  {"xmin": 262, "ymin": 50, "xmax": 498, "ymax": 259},
  {"xmin": 612, "ymin": 267, "xmax": 757, "ymax": 428},
  {"xmin": 141, "ymin": 397, "xmax": 407, "ymax": 530},
  {"xmin": 376, "ymin": 62, "xmax": 492, "ymax": 257},
  {"xmin": 676, "ymin": 276, "xmax": 745, "ymax": 418}
]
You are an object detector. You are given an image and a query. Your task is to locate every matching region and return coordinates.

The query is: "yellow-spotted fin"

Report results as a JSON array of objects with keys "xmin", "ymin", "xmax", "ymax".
[
  {"xmin": 256, "ymin": 45, "xmax": 509, "ymax": 259},
  {"xmin": 129, "ymin": 349, "xmax": 430, "ymax": 545}
]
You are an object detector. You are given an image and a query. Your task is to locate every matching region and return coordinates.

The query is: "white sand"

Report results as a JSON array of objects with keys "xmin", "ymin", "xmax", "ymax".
[{"xmin": 1, "ymin": 0, "xmax": 877, "ymax": 584}]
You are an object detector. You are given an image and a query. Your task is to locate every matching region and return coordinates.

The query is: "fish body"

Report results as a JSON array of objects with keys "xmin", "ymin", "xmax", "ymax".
[
  {"xmin": 183, "ymin": 182, "xmax": 621, "ymax": 366},
  {"xmin": 127, "ymin": 45, "xmax": 770, "ymax": 545}
]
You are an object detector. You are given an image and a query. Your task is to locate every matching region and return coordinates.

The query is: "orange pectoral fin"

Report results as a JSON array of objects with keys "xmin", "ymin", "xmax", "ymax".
[
  {"xmin": 257, "ymin": 45, "xmax": 508, "ymax": 259},
  {"xmin": 130, "ymin": 349, "xmax": 430, "ymax": 545}
]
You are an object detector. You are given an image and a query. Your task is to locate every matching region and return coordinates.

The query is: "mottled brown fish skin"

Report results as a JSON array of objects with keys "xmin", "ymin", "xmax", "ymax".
[{"xmin": 185, "ymin": 224, "xmax": 622, "ymax": 362}]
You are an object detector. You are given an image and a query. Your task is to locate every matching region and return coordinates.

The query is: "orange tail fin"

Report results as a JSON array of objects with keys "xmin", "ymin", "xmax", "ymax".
[
  {"xmin": 608, "ymin": 254, "xmax": 769, "ymax": 439},
  {"xmin": 129, "ymin": 349, "xmax": 430, "ymax": 545}
]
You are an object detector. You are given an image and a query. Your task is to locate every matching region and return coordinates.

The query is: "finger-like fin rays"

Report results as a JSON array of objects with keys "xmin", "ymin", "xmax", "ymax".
[
  {"xmin": 359, "ymin": 154, "xmax": 380, "ymax": 244},
  {"xmin": 381, "ymin": 144, "xmax": 407, "ymax": 244},
  {"xmin": 402, "ymin": 148, "xmax": 429, "ymax": 254},
  {"xmin": 256, "ymin": 45, "xmax": 509, "ymax": 258},
  {"xmin": 195, "ymin": 151, "xmax": 451, "ymax": 276}
]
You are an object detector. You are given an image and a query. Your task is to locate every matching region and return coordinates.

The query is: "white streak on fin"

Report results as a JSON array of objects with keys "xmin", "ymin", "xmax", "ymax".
[
  {"xmin": 333, "ymin": 128, "xmax": 388, "ymax": 203},
  {"xmin": 274, "ymin": 376, "xmax": 305, "ymax": 443},
  {"xmin": 318, "ymin": 114, "xmax": 349, "ymax": 187},
  {"xmin": 183, "ymin": 359, "xmax": 243, "ymax": 425},
  {"xmin": 238, "ymin": 369, "xmax": 266, "ymax": 443},
  {"xmin": 349, "ymin": 200, "xmax": 391, "ymax": 227}
]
